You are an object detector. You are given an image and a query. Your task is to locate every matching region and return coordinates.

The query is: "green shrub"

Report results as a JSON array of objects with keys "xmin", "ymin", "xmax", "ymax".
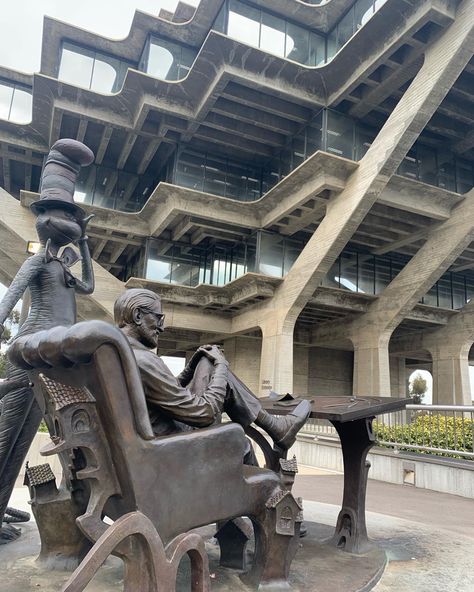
[
  {"xmin": 374, "ymin": 413, "xmax": 473, "ymax": 460},
  {"xmin": 38, "ymin": 420, "xmax": 48, "ymax": 433}
]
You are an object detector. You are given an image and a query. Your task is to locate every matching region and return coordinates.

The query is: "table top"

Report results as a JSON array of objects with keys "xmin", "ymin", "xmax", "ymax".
[{"xmin": 260, "ymin": 395, "xmax": 413, "ymax": 423}]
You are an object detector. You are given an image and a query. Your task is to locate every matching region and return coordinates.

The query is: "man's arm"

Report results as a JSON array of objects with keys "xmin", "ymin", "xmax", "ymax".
[
  {"xmin": 177, "ymin": 349, "xmax": 203, "ymax": 387},
  {"xmin": 136, "ymin": 348, "xmax": 228, "ymax": 428}
]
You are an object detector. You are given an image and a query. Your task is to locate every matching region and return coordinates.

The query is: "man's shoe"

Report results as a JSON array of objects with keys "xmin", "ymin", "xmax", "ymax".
[{"xmin": 256, "ymin": 400, "xmax": 312, "ymax": 450}]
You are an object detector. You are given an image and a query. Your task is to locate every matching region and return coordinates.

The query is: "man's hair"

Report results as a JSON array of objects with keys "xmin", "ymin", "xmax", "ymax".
[{"xmin": 114, "ymin": 288, "xmax": 160, "ymax": 327}]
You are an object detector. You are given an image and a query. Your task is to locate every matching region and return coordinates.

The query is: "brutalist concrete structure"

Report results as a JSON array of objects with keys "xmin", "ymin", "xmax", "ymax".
[{"xmin": 0, "ymin": 0, "xmax": 473, "ymax": 404}]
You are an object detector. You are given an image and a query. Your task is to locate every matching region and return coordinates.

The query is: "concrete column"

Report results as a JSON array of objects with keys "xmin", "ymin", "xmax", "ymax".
[
  {"xmin": 428, "ymin": 342, "xmax": 472, "ymax": 405},
  {"xmin": 351, "ymin": 332, "xmax": 391, "ymax": 397},
  {"xmin": 259, "ymin": 317, "xmax": 295, "ymax": 396},
  {"xmin": 222, "ymin": 336, "xmax": 261, "ymax": 394},
  {"xmin": 390, "ymin": 356, "xmax": 407, "ymax": 398}
]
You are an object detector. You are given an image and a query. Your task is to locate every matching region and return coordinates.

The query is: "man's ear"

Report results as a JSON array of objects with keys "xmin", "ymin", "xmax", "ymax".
[{"xmin": 132, "ymin": 307, "xmax": 142, "ymax": 325}]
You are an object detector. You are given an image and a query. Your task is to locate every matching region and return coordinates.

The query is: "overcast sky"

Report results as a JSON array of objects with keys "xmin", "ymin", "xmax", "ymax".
[{"xmin": 0, "ymin": 0, "xmax": 200, "ymax": 73}]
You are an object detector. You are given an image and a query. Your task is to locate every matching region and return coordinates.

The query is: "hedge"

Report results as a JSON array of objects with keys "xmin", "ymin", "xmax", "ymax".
[{"xmin": 374, "ymin": 413, "xmax": 473, "ymax": 460}]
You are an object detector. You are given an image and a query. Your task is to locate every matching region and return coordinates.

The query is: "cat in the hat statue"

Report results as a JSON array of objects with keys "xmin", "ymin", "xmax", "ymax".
[{"xmin": 0, "ymin": 139, "xmax": 95, "ymax": 543}]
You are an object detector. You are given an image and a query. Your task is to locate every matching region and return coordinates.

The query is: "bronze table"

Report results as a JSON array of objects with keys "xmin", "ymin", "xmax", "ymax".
[{"xmin": 260, "ymin": 395, "xmax": 412, "ymax": 554}]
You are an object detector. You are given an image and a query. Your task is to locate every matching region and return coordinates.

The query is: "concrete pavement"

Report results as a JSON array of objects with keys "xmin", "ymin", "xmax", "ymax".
[{"xmin": 3, "ymin": 469, "xmax": 474, "ymax": 591}]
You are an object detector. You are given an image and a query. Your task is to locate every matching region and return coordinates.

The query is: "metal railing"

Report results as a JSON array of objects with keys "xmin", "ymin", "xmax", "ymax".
[{"xmin": 300, "ymin": 405, "xmax": 474, "ymax": 461}]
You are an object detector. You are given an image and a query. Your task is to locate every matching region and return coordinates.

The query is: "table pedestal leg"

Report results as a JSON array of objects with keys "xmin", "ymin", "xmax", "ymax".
[{"xmin": 329, "ymin": 417, "xmax": 375, "ymax": 554}]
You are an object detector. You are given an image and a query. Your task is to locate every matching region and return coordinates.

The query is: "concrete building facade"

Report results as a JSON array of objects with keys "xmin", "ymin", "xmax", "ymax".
[{"xmin": 1, "ymin": 0, "xmax": 474, "ymax": 403}]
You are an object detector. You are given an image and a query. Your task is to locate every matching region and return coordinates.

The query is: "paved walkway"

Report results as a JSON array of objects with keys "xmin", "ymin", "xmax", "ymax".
[
  {"xmin": 3, "ymin": 470, "xmax": 474, "ymax": 592},
  {"xmin": 294, "ymin": 468, "xmax": 474, "ymax": 591}
]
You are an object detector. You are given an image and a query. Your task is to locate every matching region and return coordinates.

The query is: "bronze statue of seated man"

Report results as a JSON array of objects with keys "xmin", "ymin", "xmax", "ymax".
[{"xmin": 114, "ymin": 288, "xmax": 310, "ymax": 457}]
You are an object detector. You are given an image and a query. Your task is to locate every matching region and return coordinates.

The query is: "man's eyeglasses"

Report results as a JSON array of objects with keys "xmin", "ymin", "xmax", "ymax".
[{"xmin": 143, "ymin": 310, "xmax": 165, "ymax": 327}]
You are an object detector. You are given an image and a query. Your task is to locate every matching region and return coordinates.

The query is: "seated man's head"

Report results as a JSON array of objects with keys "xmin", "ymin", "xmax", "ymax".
[{"xmin": 114, "ymin": 288, "xmax": 165, "ymax": 348}]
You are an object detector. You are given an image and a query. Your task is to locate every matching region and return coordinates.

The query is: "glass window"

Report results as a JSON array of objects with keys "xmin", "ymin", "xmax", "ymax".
[
  {"xmin": 292, "ymin": 134, "xmax": 306, "ymax": 168},
  {"xmin": 74, "ymin": 164, "xmax": 96, "ymax": 206},
  {"xmin": 204, "ymin": 154, "xmax": 227, "ymax": 197},
  {"xmin": 145, "ymin": 38, "xmax": 196, "ymax": 81},
  {"xmin": 0, "ymin": 82, "xmax": 14, "ymax": 121},
  {"xmin": 375, "ymin": 256, "xmax": 391, "ymax": 293},
  {"xmin": 175, "ymin": 150, "xmax": 204, "ymax": 191},
  {"xmin": 226, "ymin": 160, "xmax": 247, "ymax": 200},
  {"xmin": 147, "ymin": 39, "xmax": 179, "ymax": 80},
  {"xmin": 229, "ymin": 244, "xmax": 248, "ymax": 281},
  {"xmin": 261, "ymin": 161, "xmax": 280, "ymax": 194},
  {"xmin": 260, "ymin": 12, "xmax": 286, "ymax": 58},
  {"xmin": 358, "ymin": 254, "xmax": 375, "ymax": 294},
  {"xmin": 323, "ymin": 258, "xmax": 341, "ymax": 288},
  {"xmin": 147, "ymin": 243, "xmax": 174, "ymax": 283},
  {"xmin": 180, "ymin": 47, "xmax": 196, "ymax": 78},
  {"xmin": 59, "ymin": 44, "xmax": 95, "ymax": 89},
  {"xmin": 390, "ymin": 259, "xmax": 403, "ymax": 282},
  {"xmin": 437, "ymin": 150, "xmax": 456, "ymax": 191},
  {"xmin": 418, "ymin": 145, "xmax": 438, "ymax": 186},
  {"xmin": 452, "ymin": 275, "xmax": 466, "ymax": 309},
  {"xmin": 9, "ymin": 88, "xmax": 32, "ymax": 124},
  {"xmin": 354, "ymin": 0, "xmax": 375, "ymax": 31},
  {"xmin": 337, "ymin": 9, "xmax": 355, "ymax": 50},
  {"xmin": 286, "ymin": 22, "xmax": 309, "ymax": 64},
  {"xmin": 283, "ymin": 240, "xmax": 301, "ymax": 275},
  {"xmin": 455, "ymin": 158, "xmax": 473, "ymax": 194},
  {"xmin": 355, "ymin": 124, "xmax": 376, "ymax": 160},
  {"xmin": 327, "ymin": 30, "xmax": 337, "ymax": 61},
  {"xmin": 437, "ymin": 275, "xmax": 452, "ymax": 308},
  {"xmin": 309, "ymin": 32, "xmax": 326, "ymax": 66},
  {"xmin": 171, "ymin": 245, "xmax": 194, "ymax": 286},
  {"xmin": 259, "ymin": 232, "xmax": 284, "ymax": 276},
  {"xmin": 93, "ymin": 168, "xmax": 117, "ymax": 210},
  {"xmin": 115, "ymin": 170, "xmax": 140, "ymax": 212},
  {"xmin": 398, "ymin": 148, "xmax": 418, "ymax": 180},
  {"xmin": 466, "ymin": 276, "xmax": 474, "ymax": 303},
  {"xmin": 91, "ymin": 55, "xmax": 120, "ymax": 93},
  {"xmin": 339, "ymin": 251, "xmax": 358, "ymax": 291},
  {"xmin": 306, "ymin": 110, "xmax": 323, "ymax": 156},
  {"xmin": 422, "ymin": 283, "xmax": 438, "ymax": 306},
  {"xmin": 326, "ymin": 110, "xmax": 354, "ymax": 158},
  {"xmin": 59, "ymin": 43, "xmax": 130, "ymax": 93},
  {"xmin": 246, "ymin": 169, "xmax": 261, "ymax": 201},
  {"xmin": 246, "ymin": 236, "xmax": 257, "ymax": 273},
  {"xmin": 228, "ymin": 0, "xmax": 261, "ymax": 48}
]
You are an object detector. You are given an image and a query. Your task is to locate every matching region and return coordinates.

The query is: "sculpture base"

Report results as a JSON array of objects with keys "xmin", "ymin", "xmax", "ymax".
[{"xmin": 0, "ymin": 519, "xmax": 386, "ymax": 592}]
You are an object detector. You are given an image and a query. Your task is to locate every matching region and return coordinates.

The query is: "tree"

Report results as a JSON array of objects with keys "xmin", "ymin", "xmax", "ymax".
[{"xmin": 410, "ymin": 372, "xmax": 428, "ymax": 403}]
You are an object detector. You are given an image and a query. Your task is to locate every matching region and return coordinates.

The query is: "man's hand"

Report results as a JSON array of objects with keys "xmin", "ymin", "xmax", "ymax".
[{"xmin": 198, "ymin": 344, "xmax": 228, "ymax": 366}]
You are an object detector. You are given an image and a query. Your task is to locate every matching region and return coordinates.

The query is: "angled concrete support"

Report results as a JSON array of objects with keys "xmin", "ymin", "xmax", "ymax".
[
  {"xmin": 314, "ymin": 182, "xmax": 474, "ymax": 397},
  {"xmin": 231, "ymin": 2, "xmax": 474, "ymax": 395}
]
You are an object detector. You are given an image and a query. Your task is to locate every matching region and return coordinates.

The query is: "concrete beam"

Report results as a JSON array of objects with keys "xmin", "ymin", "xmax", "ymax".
[
  {"xmin": 372, "ymin": 222, "xmax": 441, "ymax": 255},
  {"xmin": 95, "ymin": 126, "xmax": 114, "ymax": 165},
  {"xmin": 117, "ymin": 133, "xmax": 137, "ymax": 170}
]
